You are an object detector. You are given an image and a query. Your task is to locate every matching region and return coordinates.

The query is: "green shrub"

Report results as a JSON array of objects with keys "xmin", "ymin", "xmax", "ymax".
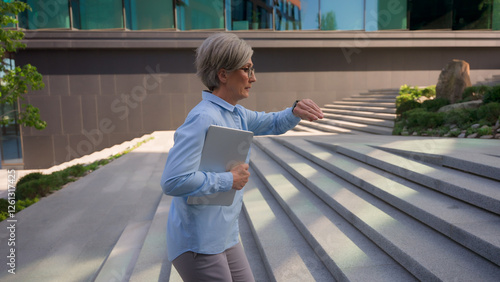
[
  {"xmin": 444, "ymin": 109, "xmax": 476, "ymax": 128},
  {"xmin": 422, "ymin": 98, "xmax": 450, "ymax": 112},
  {"xmin": 0, "ymin": 198, "xmax": 8, "ymax": 213},
  {"xmin": 86, "ymin": 159, "xmax": 109, "ymax": 171},
  {"xmin": 66, "ymin": 164, "xmax": 86, "ymax": 177},
  {"xmin": 449, "ymin": 129, "xmax": 462, "ymax": 137},
  {"xmin": 477, "ymin": 126, "xmax": 493, "ymax": 136},
  {"xmin": 402, "ymin": 108, "xmax": 425, "ymax": 128},
  {"xmin": 16, "ymin": 197, "xmax": 39, "ymax": 212},
  {"xmin": 396, "ymin": 100, "xmax": 421, "ymax": 115},
  {"xmin": 420, "ymin": 86, "xmax": 436, "ymax": 98},
  {"xmin": 419, "ymin": 111, "xmax": 446, "ymax": 128},
  {"xmin": 398, "ymin": 85, "xmax": 436, "ymax": 98},
  {"xmin": 16, "ymin": 178, "xmax": 51, "ymax": 200},
  {"xmin": 16, "ymin": 172, "xmax": 43, "ymax": 187},
  {"xmin": 437, "ymin": 126, "xmax": 451, "ymax": 136},
  {"xmin": 463, "ymin": 85, "xmax": 490, "ymax": 102},
  {"xmin": 393, "ymin": 121, "xmax": 405, "ymax": 135},
  {"xmin": 483, "ymin": 85, "xmax": 500, "ymax": 104},
  {"xmin": 466, "ymin": 127, "xmax": 479, "ymax": 136},
  {"xmin": 477, "ymin": 102, "xmax": 500, "ymax": 124},
  {"xmin": 404, "ymin": 109, "xmax": 445, "ymax": 129},
  {"xmin": 396, "ymin": 85, "xmax": 436, "ymax": 115}
]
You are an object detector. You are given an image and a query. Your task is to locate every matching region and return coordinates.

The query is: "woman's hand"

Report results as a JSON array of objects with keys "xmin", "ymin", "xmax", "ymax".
[
  {"xmin": 293, "ymin": 99, "xmax": 324, "ymax": 121},
  {"xmin": 230, "ymin": 163, "xmax": 250, "ymax": 190}
]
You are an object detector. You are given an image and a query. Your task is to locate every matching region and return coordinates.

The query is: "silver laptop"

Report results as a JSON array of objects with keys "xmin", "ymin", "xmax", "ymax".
[{"xmin": 187, "ymin": 125, "xmax": 254, "ymax": 206}]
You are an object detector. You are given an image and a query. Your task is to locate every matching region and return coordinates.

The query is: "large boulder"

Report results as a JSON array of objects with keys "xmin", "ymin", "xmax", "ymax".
[{"xmin": 436, "ymin": 60, "xmax": 472, "ymax": 104}]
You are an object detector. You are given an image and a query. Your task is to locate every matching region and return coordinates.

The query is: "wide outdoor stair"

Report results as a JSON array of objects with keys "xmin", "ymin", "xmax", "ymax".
[
  {"xmin": 243, "ymin": 135, "xmax": 500, "ymax": 281},
  {"xmin": 295, "ymin": 89, "xmax": 398, "ymax": 135},
  {"xmin": 478, "ymin": 74, "xmax": 500, "ymax": 86},
  {"xmin": 90, "ymin": 134, "xmax": 500, "ymax": 282}
]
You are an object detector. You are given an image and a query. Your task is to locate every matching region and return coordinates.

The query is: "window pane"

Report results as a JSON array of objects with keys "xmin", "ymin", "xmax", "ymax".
[
  {"xmin": 0, "ymin": 57, "xmax": 23, "ymax": 164},
  {"xmin": 453, "ymin": 0, "xmax": 492, "ymax": 30},
  {"xmin": 176, "ymin": 0, "xmax": 224, "ymax": 31},
  {"xmin": 409, "ymin": 0, "xmax": 452, "ymax": 30},
  {"xmin": 320, "ymin": 0, "xmax": 364, "ymax": 30},
  {"xmin": 72, "ymin": 0, "xmax": 124, "ymax": 30},
  {"xmin": 365, "ymin": 0, "xmax": 407, "ymax": 31},
  {"xmin": 22, "ymin": 0, "xmax": 70, "ymax": 29},
  {"xmin": 230, "ymin": 0, "xmax": 272, "ymax": 30},
  {"xmin": 275, "ymin": 0, "xmax": 319, "ymax": 30},
  {"xmin": 125, "ymin": 0, "xmax": 174, "ymax": 30},
  {"xmin": 494, "ymin": 0, "xmax": 500, "ymax": 30}
]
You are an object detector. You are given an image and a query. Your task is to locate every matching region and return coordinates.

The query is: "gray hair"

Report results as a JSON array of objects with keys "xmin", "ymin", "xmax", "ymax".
[{"xmin": 195, "ymin": 33, "xmax": 253, "ymax": 91}]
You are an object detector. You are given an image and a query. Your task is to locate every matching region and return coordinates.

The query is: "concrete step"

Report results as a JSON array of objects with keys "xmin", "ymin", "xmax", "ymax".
[
  {"xmin": 243, "ymin": 169, "xmax": 333, "ymax": 281},
  {"xmin": 291, "ymin": 124, "xmax": 325, "ymax": 133},
  {"xmin": 324, "ymin": 104, "xmax": 396, "ymax": 114},
  {"xmin": 250, "ymin": 142, "xmax": 416, "ymax": 281},
  {"xmin": 340, "ymin": 144, "xmax": 500, "ymax": 214},
  {"xmin": 360, "ymin": 89, "xmax": 399, "ymax": 96},
  {"xmin": 322, "ymin": 108, "xmax": 396, "ymax": 121},
  {"xmin": 301, "ymin": 139, "xmax": 500, "ymax": 266},
  {"xmin": 317, "ymin": 119, "xmax": 393, "ymax": 135},
  {"xmin": 334, "ymin": 101, "xmax": 396, "ymax": 108},
  {"xmin": 129, "ymin": 195, "xmax": 174, "ymax": 282},
  {"xmin": 342, "ymin": 97, "xmax": 397, "ymax": 103},
  {"xmin": 298, "ymin": 120, "xmax": 361, "ymax": 134},
  {"xmin": 94, "ymin": 220, "xmax": 152, "ymax": 282},
  {"xmin": 255, "ymin": 136, "xmax": 500, "ymax": 280},
  {"xmin": 323, "ymin": 113, "xmax": 394, "ymax": 128},
  {"xmin": 373, "ymin": 143, "xmax": 500, "ymax": 182}
]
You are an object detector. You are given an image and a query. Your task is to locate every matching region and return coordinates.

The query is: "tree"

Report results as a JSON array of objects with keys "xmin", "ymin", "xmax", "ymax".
[{"xmin": 0, "ymin": 0, "xmax": 46, "ymax": 130}]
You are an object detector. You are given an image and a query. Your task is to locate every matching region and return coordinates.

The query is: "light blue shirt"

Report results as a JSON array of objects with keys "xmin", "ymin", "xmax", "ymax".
[{"xmin": 161, "ymin": 91, "xmax": 301, "ymax": 261}]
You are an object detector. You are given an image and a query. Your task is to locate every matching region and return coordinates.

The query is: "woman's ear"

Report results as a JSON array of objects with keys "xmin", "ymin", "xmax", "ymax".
[{"xmin": 217, "ymin": 69, "xmax": 227, "ymax": 84}]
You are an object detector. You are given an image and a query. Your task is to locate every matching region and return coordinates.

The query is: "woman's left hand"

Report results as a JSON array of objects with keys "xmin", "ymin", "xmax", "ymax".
[{"xmin": 293, "ymin": 99, "xmax": 324, "ymax": 121}]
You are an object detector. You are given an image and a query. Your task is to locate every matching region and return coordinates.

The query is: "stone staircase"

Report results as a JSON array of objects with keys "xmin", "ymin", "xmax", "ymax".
[
  {"xmin": 478, "ymin": 74, "xmax": 500, "ymax": 86},
  {"xmin": 294, "ymin": 89, "xmax": 399, "ymax": 135},
  {"xmin": 90, "ymin": 134, "xmax": 500, "ymax": 282},
  {"xmin": 244, "ymin": 135, "xmax": 500, "ymax": 281}
]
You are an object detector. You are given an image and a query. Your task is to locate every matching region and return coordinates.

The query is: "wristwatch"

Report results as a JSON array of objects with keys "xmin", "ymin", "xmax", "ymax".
[{"xmin": 292, "ymin": 99, "xmax": 300, "ymax": 113}]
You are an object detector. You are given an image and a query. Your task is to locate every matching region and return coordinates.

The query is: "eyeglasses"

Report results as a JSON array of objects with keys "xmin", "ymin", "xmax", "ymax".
[{"xmin": 240, "ymin": 66, "xmax": 255, "ymax": 78}]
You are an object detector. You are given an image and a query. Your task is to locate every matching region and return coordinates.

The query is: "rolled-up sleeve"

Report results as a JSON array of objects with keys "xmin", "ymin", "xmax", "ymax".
[{"xmin": 160, "ymin": 113, "xmax": 233, "ymax": 197}]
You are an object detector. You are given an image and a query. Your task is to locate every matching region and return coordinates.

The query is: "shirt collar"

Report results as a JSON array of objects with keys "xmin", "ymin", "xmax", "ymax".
[{"xmin": 202, "ymin": 90, "xmax": 236, "ymax": 112}]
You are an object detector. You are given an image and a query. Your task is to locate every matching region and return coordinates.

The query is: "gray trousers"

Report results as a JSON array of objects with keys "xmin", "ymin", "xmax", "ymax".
[{"xmin": 172, "ymin": 242, "xmax": 255, "ymax": 282}]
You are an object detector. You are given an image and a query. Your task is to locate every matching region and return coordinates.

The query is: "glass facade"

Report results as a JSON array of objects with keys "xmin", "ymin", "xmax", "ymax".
[
  {"xmin": 176, "ymin": 0, "xmax": 224, "ymax": 31},
  {"xmin": 494, "ymin": 0, "xmax": 500, "ymax": 30},
  {"xmin": 230, "ymin": 0, "xmax": 273, "ymax": 30},
  {"xmin": 275, "ymin": 0, "xmax": 319, "ymax": 30},
  {"xmin": 125, "ymin": 0, "xmax": 174, "ymax": 30},
  {"xmin": 409, "ymin": 0, "xmax": 452, "ymax": 30},
  {"xmin": 7, "ymin": 1, "xmax": 500, "ymax": 32},
  {"xmin": 72, "ymin": 0, "xmax": 124, "ymax": 30},
  {"xmin": 453, "ymin": 0, "xmax": 492, "ymax": 30},
  {"xmin": 365, "ymin": 0, "xmax": 407, "ymax": 31},
  {"xmin": 321, "ymin": 0, "xmax": 364, "ymax": 30},
  {"xmin": 20, "ymin": 0, "xmax": 70, "ymax": 29}
]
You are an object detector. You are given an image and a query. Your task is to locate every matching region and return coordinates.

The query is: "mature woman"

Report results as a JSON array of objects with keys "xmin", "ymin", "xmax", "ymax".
[{"xmin": 160, "ymin": 32, "xmax": 323, "ymax": 281}]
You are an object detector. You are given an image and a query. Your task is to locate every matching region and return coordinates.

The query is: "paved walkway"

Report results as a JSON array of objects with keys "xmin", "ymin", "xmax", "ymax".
[{"xmin": 0, "ymin": 131, "xmax": 175, "ymax": 281}]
